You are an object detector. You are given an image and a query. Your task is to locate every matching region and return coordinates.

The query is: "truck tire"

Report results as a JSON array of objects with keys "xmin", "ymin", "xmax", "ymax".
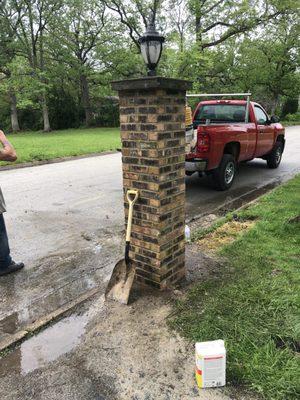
[
  {"xmin": 212, "ymin": 154, "xmax": 236, "ymax": 191},
  {"xmin": 266, "ymin": 142, "xmax": 283, "ymax": 169}
]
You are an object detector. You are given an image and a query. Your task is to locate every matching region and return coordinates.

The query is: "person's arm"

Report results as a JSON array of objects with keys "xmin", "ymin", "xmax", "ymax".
[{"xmin": 0, "ymin": 130, "xmax": 17, "ymax": 162}]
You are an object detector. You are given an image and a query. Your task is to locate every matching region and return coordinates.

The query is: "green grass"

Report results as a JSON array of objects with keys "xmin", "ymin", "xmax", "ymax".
[
  {"xmin": 170, "ymin": 175, "xmax": 300, "ymax": 399},
  {"xmin": 282, "ymin": 121, "xmax": 300, "ymax": 126},
  {"xmin": 1, "ymin": 127, "xmax": 121, "ymax": 165}
]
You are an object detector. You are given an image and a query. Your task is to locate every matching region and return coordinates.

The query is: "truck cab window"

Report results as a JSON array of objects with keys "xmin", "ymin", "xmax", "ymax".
[
  {"xmin": 194, "ymin": 104, "xmax": 246, "ymax": 125},
  {"xmin": 254, "ymin": 106, "xmax": 268, "ymax": 125}
]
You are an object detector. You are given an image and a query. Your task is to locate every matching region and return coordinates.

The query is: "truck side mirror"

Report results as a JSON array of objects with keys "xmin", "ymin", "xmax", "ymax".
[{"xmin": 270, "ymin": 115, "xmax": 280, "ymax": 123}]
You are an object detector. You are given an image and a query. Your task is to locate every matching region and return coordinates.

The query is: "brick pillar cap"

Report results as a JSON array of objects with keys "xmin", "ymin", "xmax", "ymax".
[{"xmin": 111, "ymin": 76, "xmax": 192, "ymax": 92}]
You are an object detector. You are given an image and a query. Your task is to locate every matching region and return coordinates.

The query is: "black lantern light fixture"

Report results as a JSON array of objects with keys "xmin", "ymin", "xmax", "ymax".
[{"xmin": 138, "ymin": 21, "xmax": 165, "ymax": 76}]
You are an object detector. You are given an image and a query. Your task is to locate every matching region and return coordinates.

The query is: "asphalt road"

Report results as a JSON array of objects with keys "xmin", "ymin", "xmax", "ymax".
[{"xmin": 1, "ymin": 125, "xmax": 299, "ymax": 268}]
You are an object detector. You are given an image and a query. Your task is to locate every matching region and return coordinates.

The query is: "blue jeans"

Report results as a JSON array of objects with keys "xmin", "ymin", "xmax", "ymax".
[{"xmin": 0, "ymin": 214, "xmax": 12, "ymax": 269}]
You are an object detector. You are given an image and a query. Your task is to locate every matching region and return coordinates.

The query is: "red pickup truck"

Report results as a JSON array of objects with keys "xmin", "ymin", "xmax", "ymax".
[{"xmin": 185, "ymin": 99, "xmax": 285, "ymax": 190}]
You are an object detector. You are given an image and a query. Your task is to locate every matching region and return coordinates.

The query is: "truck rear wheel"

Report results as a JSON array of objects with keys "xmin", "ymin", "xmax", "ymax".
[
  {"xmin": 212, "ymin": 154, "xmax": 236, "ymax": 191},
  {"xmin": 266, "ymin": 142, "xmax": 283, "ymax": 169}
]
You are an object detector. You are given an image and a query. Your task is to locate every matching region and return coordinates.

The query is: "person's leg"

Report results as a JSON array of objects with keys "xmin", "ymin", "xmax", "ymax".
[
  {"xmin": 0, "ymin": 214, "xmax": 24, "ymax": 276},
  {"xmin": 0, "ymin": 213, "xmax": 12, "ymax": 269}
]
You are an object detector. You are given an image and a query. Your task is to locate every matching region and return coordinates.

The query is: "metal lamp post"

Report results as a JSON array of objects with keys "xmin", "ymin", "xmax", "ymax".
[{"xmin": 138, "ymin": 22, "xmax": 165, "ymax": 76}]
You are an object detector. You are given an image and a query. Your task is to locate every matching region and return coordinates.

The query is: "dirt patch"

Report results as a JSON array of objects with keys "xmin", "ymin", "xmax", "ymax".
[
  {"xmin": 273, "ymin": 335, "xmax": 300, "ymax": 353},
  {"xmin": 189, "ymin": 213, "xmax": 219, "ymax": 232},
  {"xmin": 197, "ymin": 219, "xmax": 256, "ymax": 254},
  {"xmin": 288, "ymin": 215, "xmax": 300, "ymax": 224}
]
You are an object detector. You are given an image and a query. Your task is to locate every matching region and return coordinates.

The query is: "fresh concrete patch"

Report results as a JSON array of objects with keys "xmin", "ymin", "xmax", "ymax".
[
  {"xmin": 0, "ymin": 286, "xmax": 100, "ymax": 354},
  {"xmin": 0, "ymin": 284, "xmax": 232, "ymax": 400}
]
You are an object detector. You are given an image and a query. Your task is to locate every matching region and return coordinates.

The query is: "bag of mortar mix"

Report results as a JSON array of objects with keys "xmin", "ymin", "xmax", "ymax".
[{"xmin": 195, "ymin": 339, "xmax": 226, "ymax": 388}]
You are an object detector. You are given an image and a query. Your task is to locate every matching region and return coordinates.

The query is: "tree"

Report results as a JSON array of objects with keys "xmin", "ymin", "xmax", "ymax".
[
  {"xmin": 51, "ymin": 0, "xmax": 112, "ymax": 126},
  {"xmin": 10, "ymin": 0, "xmax": 63, "ymax": 132},
  {"xmin": 103, "ymin": 0, "xmax": 164, "ymax": 49},
  {"xmin": 188, "ymin": 0, "xmax": 289, "ymax": 51},
  {"xmin": 0, "ymin": 1, "xmax": 21, "ymax": 131},
  {"xmin": 236, "ymin": 21, "xmax": 300, "ymax": 113},
  {"xmin": 0, "ymin": 0, "xmax": 299, "ymax": 131},
  {"xmin": 165, "ymin": 0, "xmax": 191, "ymax": 52}
]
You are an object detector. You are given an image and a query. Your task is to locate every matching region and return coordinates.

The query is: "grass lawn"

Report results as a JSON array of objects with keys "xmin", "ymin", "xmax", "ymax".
[
  {"xmin": 170, "ymin": 175, "xmax": 300, "ymax": 399},
  {"xmin": 1, "ymin": 127, "xmax": 121, "ymax": 165},
  {"xmin": 282, "ymin": 120, "xmax": 300, "ymax": 126}
]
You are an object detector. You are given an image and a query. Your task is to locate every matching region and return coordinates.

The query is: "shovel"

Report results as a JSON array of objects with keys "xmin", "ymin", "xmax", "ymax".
[{"xmin": 105, "ymin": 189, "xmax": 139, "ymax": 304}]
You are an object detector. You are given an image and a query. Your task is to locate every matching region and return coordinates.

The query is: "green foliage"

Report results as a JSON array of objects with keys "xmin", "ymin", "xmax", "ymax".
[
  {"xmin": 0, "ymin": 0, "xmax": 299, "ymax": 130},
  {"xmin": 0, "ymin": 127, "xmax": 121, "ymax": 165},
  {"xmin": 284, "ymin": 112, "xmax": 300, "ymax": 122},
  {"xmin": 92, "ymin": 98, "xmax": 120, "ymax": 127},
  {"xmin": 170, "ymin": 176, "xmax": 300, "ymax": 399},
  {"xmin": 282, "ymin": 98, "xmax": 299, "ymax": 117},
  {"xmin": 48, "ymin": 88, "xmax": 83, "ymax": 130},
  {"xmin": 0, "ymin": 101, "xmax": 11, "ymax": 132}
]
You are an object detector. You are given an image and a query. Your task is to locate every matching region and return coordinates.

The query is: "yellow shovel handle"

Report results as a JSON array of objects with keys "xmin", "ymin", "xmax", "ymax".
[{"xmin": 126, "ymin": 189, "xmax": 139, "ymax": 242}]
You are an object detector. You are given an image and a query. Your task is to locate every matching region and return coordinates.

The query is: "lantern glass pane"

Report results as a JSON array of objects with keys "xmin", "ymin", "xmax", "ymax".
[
  {"xmin": 140, "ymin": 42, "xmax": 149, "ymax": 65},
  {"xmin": 148, "ymin": 40, "xmax": 161, "ymax": 64}
]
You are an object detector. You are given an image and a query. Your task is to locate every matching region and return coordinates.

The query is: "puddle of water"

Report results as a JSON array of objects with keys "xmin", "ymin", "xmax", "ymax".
[
  {"xmin": 0, "ymin": 273, "xmax": 99, "ymax": 341},
  {"xmin": 0, "ymin": 295, "xmax": 105, "ymax": 377},
  {"xmin": 20, "ymin": 314, "xmax": 89, "ymax": 375},
  {"xmin": 0, "ymin": 314, "xmax": 87, "ymax": 377},
  {"xmin": 94, "ymin": 244, "xmax": 102, "ymax": 254}
]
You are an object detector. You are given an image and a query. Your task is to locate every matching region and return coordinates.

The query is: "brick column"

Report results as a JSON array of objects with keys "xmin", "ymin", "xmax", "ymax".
[{"xmin": 112, "ymin": 77, "xmax": 192, "ymax": 289}]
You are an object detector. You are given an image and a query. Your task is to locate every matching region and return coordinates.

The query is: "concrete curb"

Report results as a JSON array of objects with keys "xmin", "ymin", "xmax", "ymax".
[
  {"xmin": 0, "ymin": 286, "xmax": 100, "ymax": 354},
  {"xmin": 0, "ymin": 150, "xmax": 120, "ymax": 172}
]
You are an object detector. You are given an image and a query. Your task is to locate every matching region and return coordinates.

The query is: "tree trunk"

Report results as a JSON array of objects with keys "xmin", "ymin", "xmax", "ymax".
[
  {"xmin": 195, "ymin": 3, "xmax": 203, "ymax": 52},
  {"xmin": 80, "ymin": 74, "xmax": 92, "ymax": 126},
  {"xmin": 179, "ymin": 31, "xmax": 184, "ymax": 52},
  {"xmin": 9, "ymin": 91, "xmax": 20, "ymax": 132},
  {"xmin": 270, "ymin": 94, "xmax": 280, "ymax": 115},
  {"xmin": 42, "ymin": 94, "xmax": 51, "ymax": 132}
]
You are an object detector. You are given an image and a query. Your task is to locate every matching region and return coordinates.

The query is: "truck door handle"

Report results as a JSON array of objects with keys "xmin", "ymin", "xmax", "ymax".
[{"xmin": 259, "ymin": 129, "xmax": 264, "ymax": 134}]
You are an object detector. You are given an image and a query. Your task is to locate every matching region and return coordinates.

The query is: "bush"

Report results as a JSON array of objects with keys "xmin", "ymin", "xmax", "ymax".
[
  {"xmin": 0, "ymin": 105, "xmax": 11, "ymax": 132},
  {"xmin": 92, "ymin": 98, "xmax": 119, "ymax": 127},
  {"xmin": 18, "ymin": 107, "xmax": 43, "ymax": 131},
  {"xmin": 48, "ymin": 88, "xmax": 83, "ymax": 130},
  {"xmin": 284, "ymin": 112, "xmax": 300, "ymax": 122},
  {"xmin": 281, "ymin": 98, "xmax": 299, "ymax": 117}
]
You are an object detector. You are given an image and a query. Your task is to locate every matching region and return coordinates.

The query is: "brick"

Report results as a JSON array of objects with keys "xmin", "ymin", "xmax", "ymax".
[
  {"xmin": 120, "ymin": 107, "xmax": 136, "ymax": 114},
  {"xmin": 138, "ymin": 107, "xmax": 157, "ymax": 114},
  {"xmin": 140, "ymin": 124, "xmax": 157, "ymax": 131},
  {"xmin": 121, "ymin": 124, "xmax": 137, "ymax": 131},
  {"xmin": 126, "ymin": 132, "xmax": 148, "ymax": 140},
  {"xmin": 157, "ymin": 114, "xmax": 173, "ymax": 122},
  {"xmin": 115, "ymin": 78, "xmax": 189, "ymax": 289}
]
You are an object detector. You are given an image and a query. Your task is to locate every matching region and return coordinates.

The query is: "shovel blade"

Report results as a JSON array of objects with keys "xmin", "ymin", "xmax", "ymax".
[{"xmin": 105, "ymin": 259, "xmax": 135, "ymax": 305}]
